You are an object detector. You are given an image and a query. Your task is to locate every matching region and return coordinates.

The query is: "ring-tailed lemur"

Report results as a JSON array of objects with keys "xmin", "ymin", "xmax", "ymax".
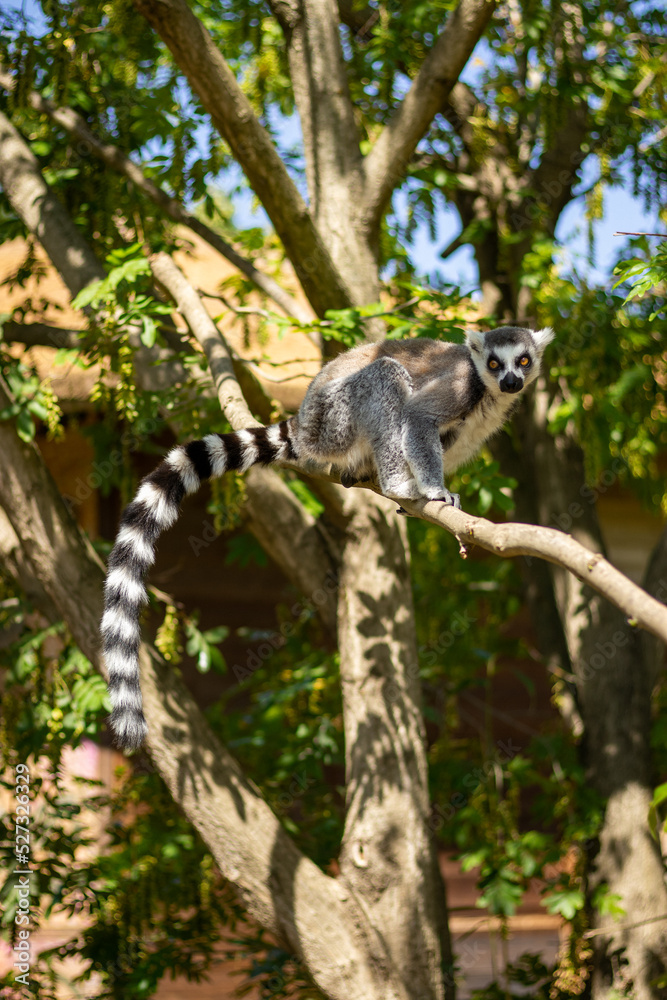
[{"xmin": 103, "ymin": 325, "xmax": 554, "ymax": 748}]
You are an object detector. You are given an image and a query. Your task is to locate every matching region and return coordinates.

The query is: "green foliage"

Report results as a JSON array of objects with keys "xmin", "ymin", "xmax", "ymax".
[
  {"xmin": 71, "ymin": 244, "xmax": 173, "ymax": 349},
  {"xmin": 470, "ymin": 953, "xmax": 551, "ymax": 1000},
  {"xmin": 613, "ymin": 239, "xmax": 667, "ymax": 319},
  {"xmin": 517, "ymin": 240, "xmax": 667, "ymax": 511},
  {"xmin": 185, "ymin": 616, "xmax": 229, "ymax": 674},
  {"xmin": 0, "ymin": 345, "xmax": 63, "ymax": 442},
  {"xmin": 649, "ymin": 781, "xmax": 667, "ymax": 841},
  {"xmin": 304, "ymin": 284, "xmax": 468, "ymax": 349},
  {"xmin": 2, "ymin": 2, "xmax": 667, "ymax": 997},
  {"xmin": 215, "ymin": 630, "xmax": 344, "ymax": 866}
]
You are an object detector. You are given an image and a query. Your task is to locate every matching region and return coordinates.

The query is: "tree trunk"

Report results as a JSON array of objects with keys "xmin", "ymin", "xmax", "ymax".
[
  {"xmin": 338, "ymin": 491, "xmax": 454, "ymax": 999},
  {"xmin": 524, "ymin": 395, "xmax": 667, "ymax": 998}
]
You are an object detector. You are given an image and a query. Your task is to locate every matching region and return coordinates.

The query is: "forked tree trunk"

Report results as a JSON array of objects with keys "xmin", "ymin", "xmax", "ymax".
[{"xmin": 337, "ymin": 491, "xmax": 454, "ymax": 1000}]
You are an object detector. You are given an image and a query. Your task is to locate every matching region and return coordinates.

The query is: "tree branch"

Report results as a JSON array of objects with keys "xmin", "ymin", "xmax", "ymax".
[
  {"xmin": 0, "ymin": 320, "xmax": 81, "ymax": 351},
  {"xmin": 0, "ymin": 109, "xmax": 105, "ymax": 295},
  {"xmin": 337, "ymin": 490, "xmax": 453, "ymax": 999},
  {"xmin": 268, "ymin": 0, "xmax": 362, "ymax": 217},
  {"xmin": 132, "ymin": 0, "xmax": 354, "ymax": 317},
  {"xmin": 395, "ymin": 497, "xmax": 667, "ymax": 645},
  {"xmin": 0, "ymin": 67, "xmax": 312, "ymax": 324},
  {"xmin": 266, "ymin": 0, "xmax": 381, "ymax": 309},
  {"xmin": 441, "ymin": 80, "xmax": 481, "ymax": 150},
  {"xmin": 0, "ymin": 110, "xmax": 338, "ymax": 634},
  {"xmin": 148, "ymin": 251, "xmax": 341, "ymax": 634},
  {"xmin": 362, "ymin": 0, "xmax": 496, "ymax": 234},
  {"xmin": 0, "ymin": 373, "xmax": 401, "ymax": 1000},
  {"xmin": 522, "ymin": 102, "xmax": 590, "ymax": 238},
  {"xmin": 336, "ymin": 0, "xmax": 378, "ymax": 39}
]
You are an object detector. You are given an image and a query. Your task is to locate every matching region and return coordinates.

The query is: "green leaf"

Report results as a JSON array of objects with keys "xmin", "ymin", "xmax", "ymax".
[
  {"xmin": 648, "ymin": 781, "xmax": 667, "ymax": 840},
  {"xmin": 542, "ymin": 888, "xmax": 584, "ymax": 920},
  {"xmin": 477, "ymin": 487, "xmax": 493, "ymax": 513},
  {"xmin": 72, "ymin": 279, "xmax": 105, "ymax": 310},
  {"xmin": 141, "ymin": 316, "xmax": 157, "ymax": 348},
  {"xmin": 478, "ymin": 873, "xmax": 524, "ymax": 916},
  {"xmin": 16, "ymin": 408, "xmax": 35, "ymax": 442}
]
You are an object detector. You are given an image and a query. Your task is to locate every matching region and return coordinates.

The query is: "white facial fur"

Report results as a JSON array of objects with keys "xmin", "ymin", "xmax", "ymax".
[{"xmin": 466, "ymin": 327, "xmax": 553, "ymax": 395}]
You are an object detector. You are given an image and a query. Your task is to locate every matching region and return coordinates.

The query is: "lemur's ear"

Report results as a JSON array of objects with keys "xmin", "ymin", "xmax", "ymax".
[
  {"xmin": 532, "ymin": 327, "xmax": 555, "ymax": 351},
  {"xmin": 466, "ymin": 330, "xmax": 486, "ymax": 354}
]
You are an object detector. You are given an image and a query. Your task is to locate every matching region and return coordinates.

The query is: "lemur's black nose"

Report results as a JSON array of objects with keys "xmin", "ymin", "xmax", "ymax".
[{"xmin": 500, "ymin": 373, "xmax": 523, "ymax": 393}]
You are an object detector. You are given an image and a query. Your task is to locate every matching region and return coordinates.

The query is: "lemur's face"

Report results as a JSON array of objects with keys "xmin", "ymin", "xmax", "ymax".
[{"xmin": 467, "ymin": 326, "xmax": 554, "ymax": 396}]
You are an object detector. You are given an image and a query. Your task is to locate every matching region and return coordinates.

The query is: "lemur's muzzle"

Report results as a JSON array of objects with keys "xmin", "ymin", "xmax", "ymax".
[{"xmin": 500, "ymin": 373, "xmax": 523, "ymax": 394}]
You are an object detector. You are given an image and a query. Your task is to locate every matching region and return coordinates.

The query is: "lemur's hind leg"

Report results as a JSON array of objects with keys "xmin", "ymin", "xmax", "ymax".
[
  {"xmin": 346, "ymin": 358, "xmax": 422, "ymax": 499},
  {"xmin": 298, "ymin": 356, "xmax": 419, "ymax": 499}
]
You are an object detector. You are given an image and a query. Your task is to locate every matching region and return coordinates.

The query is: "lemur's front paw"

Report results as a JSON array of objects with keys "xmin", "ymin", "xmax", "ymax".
[{"xmin": 340, "ymin": 471, "xmax": 358, "ymax": 489}]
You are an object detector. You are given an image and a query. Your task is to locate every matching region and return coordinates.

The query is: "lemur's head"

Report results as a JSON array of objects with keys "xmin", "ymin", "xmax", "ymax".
[{"xmin": 467, "ymin": 326, "xmax": 554, "ymax": 396}]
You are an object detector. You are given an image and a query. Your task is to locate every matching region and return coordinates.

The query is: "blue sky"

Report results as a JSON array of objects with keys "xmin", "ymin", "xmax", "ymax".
[
  {"xmin": 4, "ymin": 0, "xmax": 661, "ymax": 296},
  {"xmin": 227, "ymin": 129, "xmax": 659, "ymax": 295}
]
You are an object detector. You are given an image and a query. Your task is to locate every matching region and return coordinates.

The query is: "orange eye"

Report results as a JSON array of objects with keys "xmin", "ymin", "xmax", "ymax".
[
  {"xmin": 488, "ymin": 359, "xmax": 499, "ymax": 370},
  {"xmin": 519, "ymin": 356, "xmax": 530, "ymax": 367}
]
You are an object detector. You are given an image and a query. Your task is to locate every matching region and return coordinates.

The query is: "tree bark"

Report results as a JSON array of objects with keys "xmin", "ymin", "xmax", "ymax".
[
  {"xmin": 337, "ymin": 490, "xmax": 454, "ymax": 1000},
  {"xmin": 0, "ymin": 376, "xmax": 410, "ymax": 1000},
  {"xmin": 132, "ymin": 0, "xmax": 353, "ymax": 318},
  {"xmin": 0, "ymin": 109, "xmax": 105, "ymax": 295},
  {"xmin": 362, "ymin": 0, "xmax": 497, "ymax": 238},
  {"xmin": 269, "ymin": 0, "xmax": 381, "ymax": 309},
  {"xmin": 526, "ymin": 396, "xmax": 667, "ymax": 999}
]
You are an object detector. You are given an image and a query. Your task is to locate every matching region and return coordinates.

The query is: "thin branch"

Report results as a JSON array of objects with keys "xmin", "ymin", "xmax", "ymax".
[
  {"xmin": 148, "ymin": 252, "xmax": 341, "ymax": 633},
  {"xmin": 150, "ymin": 252, "xmax": 260, "ymax": 430},
  {"xmin": 639, "ymin": 124, "xmax": 667, "ymax": 153},
  {"xmin": 0, "ymin": 67, "xmax": 312, "ymax": 324},
  {"xmin": 583, "ymin": 912, "xmax": 667, "ymax": 939},
  {"xmin": 397, "ymin": 497, "xmax": 667, "ymax": 645},
  {"xmin": 441, "ymin": 80, "xmax": 481, "ymax": 150},
  {"xmin": 362, "ymin": 0, "xmax": 496, "ymax": 234},
  {"xmin": 132, "ymin": 0, "xmax": 353, "ymax": 318},
  {"xmin": 438, "ymin": 233, "xmax": 465, "ymax": 260},
  {"xmin": 336, "ymin": 0, "xmax": 378, "ymax": 39},
  {"xmin": 1, "ymin": 320, "xmax": 81, "ymax": 351},
  {"xmin": 0, "ymin": 110, "xmax": 338, "ymax": 634}
]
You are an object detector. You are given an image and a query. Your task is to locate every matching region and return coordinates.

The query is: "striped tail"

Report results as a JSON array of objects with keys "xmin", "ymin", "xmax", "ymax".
[{"xmin": 102, "ymin": 420, "xmax": 297, "ymax": 749}]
